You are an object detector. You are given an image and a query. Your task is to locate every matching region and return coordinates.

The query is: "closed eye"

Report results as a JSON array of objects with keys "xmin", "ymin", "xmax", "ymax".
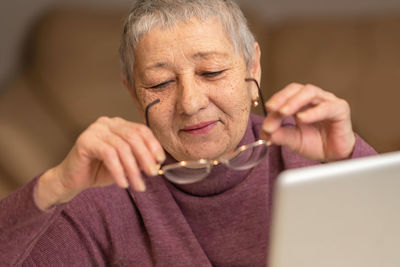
[
  {"xmin": 149, "ymin": 80, "xmax": 174, "ymax": 89},
  {"xmin": 201, "ymin": 70, "xmax": 225, "ymax": 78}
]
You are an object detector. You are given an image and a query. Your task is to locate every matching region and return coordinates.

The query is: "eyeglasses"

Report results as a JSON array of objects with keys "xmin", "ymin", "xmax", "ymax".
[
  {"xmin": 157, "ymin": 139, "xmax": 268, "ymax": 184},
  {"xmin": 145, "ymin": 78, "xmax": 268, "ymax": 185}
]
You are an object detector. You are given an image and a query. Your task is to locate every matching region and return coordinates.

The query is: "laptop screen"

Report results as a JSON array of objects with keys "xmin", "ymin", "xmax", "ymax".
[{"xmin": 268, "ymin": 151, "xmax": 400, "ymax": 267}]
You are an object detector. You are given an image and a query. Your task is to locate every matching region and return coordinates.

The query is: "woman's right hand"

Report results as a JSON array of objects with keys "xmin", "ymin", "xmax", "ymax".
[{"xmin": 34, "ymin": 117, "xmax": 166, "ymax": 210}]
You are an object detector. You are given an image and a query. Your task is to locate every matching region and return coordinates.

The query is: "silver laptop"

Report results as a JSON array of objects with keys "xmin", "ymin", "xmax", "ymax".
[{"xmin": 268, "ymin": 151, "xmax": 400, "ymax": 267}]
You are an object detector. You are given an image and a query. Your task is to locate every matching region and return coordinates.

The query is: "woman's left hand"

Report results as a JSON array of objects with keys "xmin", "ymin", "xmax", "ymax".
[{"xmin": 261, "ymin": 83, "xmax": 356, "ymax": 162}]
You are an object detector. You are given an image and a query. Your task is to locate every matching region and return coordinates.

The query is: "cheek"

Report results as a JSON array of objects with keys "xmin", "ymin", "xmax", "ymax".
[
  {"xmin": 134, "ymin": 89, "xmax": 175, "ymax": 135},
  {"xmin": 136, "ymin": 88, "xmax": 173, "ymax": 114},
  {"xmin": 212, "ymin": 79, "xmax": 252, "ymax": 116},
  {"xmin": 146, "ymin": 96, "xmax": 176, "ymax": 138},
  {"xmin": 136, "ymin": 89, "xmax": 154, "ymax": 108}
]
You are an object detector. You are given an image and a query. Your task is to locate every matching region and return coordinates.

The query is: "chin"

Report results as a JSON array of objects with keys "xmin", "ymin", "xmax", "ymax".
[{"xmin": 172, "ymin": 145, "xmax": 228, "ymax": 161}]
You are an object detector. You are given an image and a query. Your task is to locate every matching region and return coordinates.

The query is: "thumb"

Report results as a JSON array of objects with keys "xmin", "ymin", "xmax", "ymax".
[{"xmin": 268, "ymin": 125, "xmax": 302, "ymax": 153}]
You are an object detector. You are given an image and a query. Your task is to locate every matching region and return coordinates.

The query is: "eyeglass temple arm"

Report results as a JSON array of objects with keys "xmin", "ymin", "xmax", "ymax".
[
  {"xmin": 245, "ymin": 78, "xmax": 267, "ymax": 116},
  {"xmin": 145, "ymin": 99, "xmax": 161, "ymax": 128}
]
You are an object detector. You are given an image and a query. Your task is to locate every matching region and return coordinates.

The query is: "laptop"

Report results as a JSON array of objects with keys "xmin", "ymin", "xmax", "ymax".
[{"xmin": 268, "ymin": 151, "xmax": 400, "ymax": 267}]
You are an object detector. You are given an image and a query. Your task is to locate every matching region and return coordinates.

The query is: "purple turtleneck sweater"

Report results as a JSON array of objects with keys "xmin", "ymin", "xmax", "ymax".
[{"xmin": 0, "ymin": 114, "xmax": 376, "ymax": 266}]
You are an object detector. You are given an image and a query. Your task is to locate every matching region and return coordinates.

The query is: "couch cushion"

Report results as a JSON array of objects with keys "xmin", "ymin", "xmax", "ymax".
[
  {"xmin": 0, "ymin": 76, "xmax": 72, "ymax": 186},
  {"xmin": 0, "ymin": 173, "xmax": 17, "ymax": 200},
  {"xmin": 28, "ymin": 8, "xmax": 142, "ymax": 131}
]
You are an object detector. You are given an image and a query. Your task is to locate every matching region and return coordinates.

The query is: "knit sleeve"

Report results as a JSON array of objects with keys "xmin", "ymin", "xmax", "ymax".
[
  {"xmin": 0, "ymin": 176, "xmax": 107, "ymax": 266},
  {"xmin": 350, "ymin": 134, "xmax": 378, "ymax": 159},
  {"xmin": 0, "ymin": 176, "xmax": 62, "ymax": 266}
]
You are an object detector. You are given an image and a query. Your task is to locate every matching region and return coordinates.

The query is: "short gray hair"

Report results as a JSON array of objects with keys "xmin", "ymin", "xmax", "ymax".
[{"xmin": 119, "ymin": 0, "xmax": 256, "ymax": 91}]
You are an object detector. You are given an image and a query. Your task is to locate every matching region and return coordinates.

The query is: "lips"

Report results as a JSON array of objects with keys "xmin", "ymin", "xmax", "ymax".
[{"xmin": 181, "ymin": 120, "xmax": 218, "ymax": 135}]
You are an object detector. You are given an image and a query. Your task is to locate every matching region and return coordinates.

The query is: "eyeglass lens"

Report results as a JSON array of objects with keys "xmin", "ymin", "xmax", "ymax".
[
  {"xmin": 224, "ymin": 142, "xmax": 269, "ymax": 171},
  {"xmin": 163, "ymin": 162, "xmax": 212, "ymax": 185},
  {"xmin": 163, "ymin": 142, "xmax": 268, "ymax": 184}
]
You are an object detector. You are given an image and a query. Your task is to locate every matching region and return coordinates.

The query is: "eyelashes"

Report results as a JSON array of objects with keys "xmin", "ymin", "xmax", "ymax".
[
  {"xmin": 150, "ymin": 80, "xmax": 173, "ymax": 89},
  {"xmin": 201, "ymin": 70, "xmax": 225, "ymax": 78}
]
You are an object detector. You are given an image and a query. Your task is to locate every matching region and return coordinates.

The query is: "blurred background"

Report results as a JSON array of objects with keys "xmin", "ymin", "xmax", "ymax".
[{"xmin": 1, "ymin": 0, "xmax": 400, "ymax": 199}]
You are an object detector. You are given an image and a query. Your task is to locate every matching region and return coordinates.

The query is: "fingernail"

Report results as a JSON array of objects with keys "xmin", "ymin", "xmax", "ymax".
[
  {"xmin": 155, "ymin": 164, "xmax": 161, "ymax": 173},
  {"xmin": 263, "ymin": 124, "xmax": 273, "ymax": 133},
  {"xmin": 297, "ymin": 112, "xmax": 306, "ymax": 120},
  {"xmin": 280, "ymin": 106, "xmax": 290, "ymax": 115},
  {"xmin": 137, "ymin": 179, "xmax": 146, "ymax": 192},
  {"xmin": 265, "ymin": 101, "xmax": 275, "ymax": 111},
  {"xmin": 122, "ymin": 177, "xmax": 129, "ymax": 188},
  {"xmin": 149, "ymin": 165, "xmax": 159, "ymax": 176},
  {"xmin": 156, "ymin": 153, "xmax": 166, "ymax": 163}
]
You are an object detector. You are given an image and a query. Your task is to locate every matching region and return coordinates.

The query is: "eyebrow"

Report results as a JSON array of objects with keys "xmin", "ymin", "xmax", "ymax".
[
  {"xmin": 192, "ymin": 51, "xmax": 230, "ymax": 59},
  {"xmin": 144, "ymin": 62, "xmax": 168, "ymax": 71},
  {"xmin": 144, "ymin": 51, "xmax": 230, "ymax": 71}
]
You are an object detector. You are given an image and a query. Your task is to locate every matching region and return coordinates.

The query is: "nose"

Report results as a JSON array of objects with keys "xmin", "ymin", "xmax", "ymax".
[{"xmin": 176, "ymin": 75, "xmax": 209, "ymax": 116}]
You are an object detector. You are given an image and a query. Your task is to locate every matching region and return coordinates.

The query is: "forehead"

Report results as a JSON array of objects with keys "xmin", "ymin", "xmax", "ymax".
[{"xmin": 133, "ymin": 18, "xmax": 237, "ymax": 70}]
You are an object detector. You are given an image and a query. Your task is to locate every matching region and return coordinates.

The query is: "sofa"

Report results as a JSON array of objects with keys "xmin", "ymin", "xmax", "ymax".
[{"xmin": 1, "ymin": 7, "xmax": 399, "ymax": 199}]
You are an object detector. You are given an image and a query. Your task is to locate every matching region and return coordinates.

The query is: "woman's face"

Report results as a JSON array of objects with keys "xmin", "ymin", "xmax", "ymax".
[{"xmin": 132, "ymin": 17, "xmax": 260, "ymax": 161}]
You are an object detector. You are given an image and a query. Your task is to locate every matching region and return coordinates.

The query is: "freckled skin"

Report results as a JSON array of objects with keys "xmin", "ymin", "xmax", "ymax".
[{"xmin": 132, "ymin": 18, "xmax": 259, "ymax": 161}]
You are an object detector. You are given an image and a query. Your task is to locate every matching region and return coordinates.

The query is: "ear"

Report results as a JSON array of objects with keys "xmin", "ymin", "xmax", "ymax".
[
  {"xmin": 249, "ymin": 42, "xmax": 262, "ymax": 101},
  {"xmin": 121, "ymin": 74, "xmax": 146, "ymax": 121}
]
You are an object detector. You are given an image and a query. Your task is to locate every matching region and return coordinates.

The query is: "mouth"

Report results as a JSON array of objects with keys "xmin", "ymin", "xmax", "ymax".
[{"xmin": 181, "ymin": 120, "xmax": 218, "ymax": 135}]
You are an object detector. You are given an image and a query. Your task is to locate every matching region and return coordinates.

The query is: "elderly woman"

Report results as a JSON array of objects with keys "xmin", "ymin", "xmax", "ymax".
[{"xmin": 0, "ymin": 0, "xmax": 375, "ymax": 266}]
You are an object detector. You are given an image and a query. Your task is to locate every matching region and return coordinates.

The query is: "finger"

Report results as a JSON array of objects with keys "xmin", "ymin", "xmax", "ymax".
[
  {"xmin": 296, "ymin": 99, "xmax": 350, "ymax": 124},
  {"xmin": 135, "ymin": 125, "xmax": 166, "ymax": 163},
  {"xmin": 262, "ymin": 111, "xmax": 285, "ymax": 134},
  {"xmin": 109, "ymin": 118, "xmax": 165, "ymax": 163},
  {"xmin": 105, "ymin": 135, "xmax": 146, "ymax": 192},
  {"xmin": 279, "ymin": 84, "xmax": 335, "ymax": 117},
  {"xmin": 91, "ymin": 142, "xmax": 129, "ymax": 188},
  {"xmin": 122, "ymin": 133, "xmax": 159, "ymax": 177},
  {"xmin": 123, "ymin": 156, "xmax": 146, "ymax": 192},
  {"xmin": 270, "ymin": 125, "xmax": 326, "ymax": 161},
  {"xmin": 269, "ymin": 125, "xmax": 302, "ymax": 153},
  {"xmin": 265, "ymin": 83, "xmax": 303, "ymax": 111},
  {"xmin": 110, "ymin": 123, "xmax": 161, "ymax": 176}
]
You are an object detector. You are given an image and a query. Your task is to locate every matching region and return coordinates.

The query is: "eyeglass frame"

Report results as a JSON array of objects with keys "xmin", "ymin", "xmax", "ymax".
[{"xmin": 144, "ymin": 78, "xmax": 268, "ymax": 183}]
